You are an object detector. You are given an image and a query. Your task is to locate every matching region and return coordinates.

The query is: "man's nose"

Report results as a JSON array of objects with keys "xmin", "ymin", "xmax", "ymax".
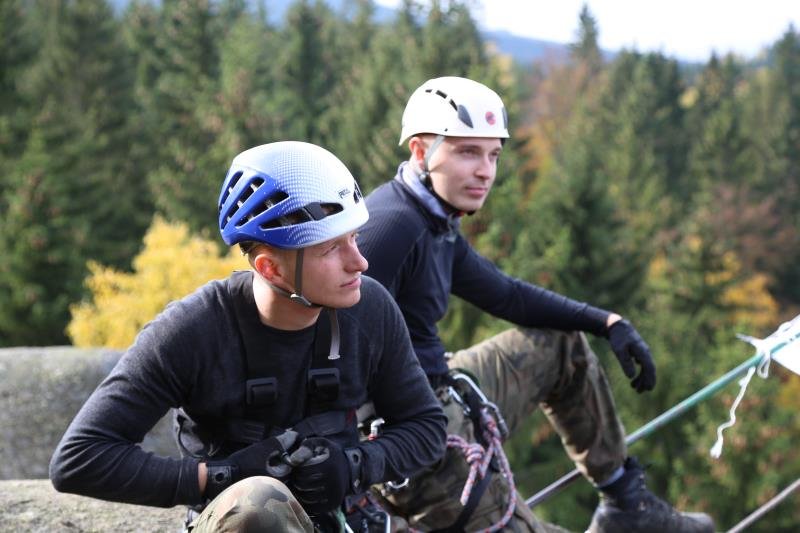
[
  {"xmin": 346, "ymin": 242, "xmax": 369, "ymax": 272},
  {"xmin": 476, "ymin": 155, "xmax": 496, "ymax": 180}
]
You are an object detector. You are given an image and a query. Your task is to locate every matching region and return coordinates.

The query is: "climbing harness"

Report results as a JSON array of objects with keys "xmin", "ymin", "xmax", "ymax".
[{"xmin": 423, "ymin": 372, "xmax": 515, "ymax": 533}]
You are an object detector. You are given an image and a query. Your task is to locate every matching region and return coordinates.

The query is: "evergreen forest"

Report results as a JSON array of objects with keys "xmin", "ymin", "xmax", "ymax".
[{"xmin": 1, "ymin": 0, "xmax": 799, "ymax": 530}]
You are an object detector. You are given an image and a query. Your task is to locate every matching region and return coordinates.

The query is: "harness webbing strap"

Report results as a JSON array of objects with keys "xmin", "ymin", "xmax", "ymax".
[
  {"xmin": 306, "ymin": 307, "xmax": 340, "ymax": 415},
  {"xmin": 429, "ymin": 468, "xmax": 492, "ymax": 533},
  {"xmin": 226, "ymin": 273, "xmax": 342, "ymax": 440}
]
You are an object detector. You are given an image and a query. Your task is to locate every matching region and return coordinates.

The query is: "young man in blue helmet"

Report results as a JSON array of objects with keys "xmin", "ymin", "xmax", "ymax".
[
  {"xmin": 50, "ymin": 141, "xmax": 446, "ymax": 532},
  {"xmin": 357, "ymin": 77, "xmax": 715, "ymax": 532}
]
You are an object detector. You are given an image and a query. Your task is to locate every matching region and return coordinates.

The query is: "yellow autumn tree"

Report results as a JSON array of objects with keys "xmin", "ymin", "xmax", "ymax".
[{"xmin": 68, "ymin": 217, "xmax": 248, "ymax": 348}]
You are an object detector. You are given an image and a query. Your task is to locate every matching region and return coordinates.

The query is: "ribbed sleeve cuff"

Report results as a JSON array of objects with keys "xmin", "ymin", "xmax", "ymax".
[{"xmin": 356, "ymin": 440, "xmax": 385, "ymax": 487}]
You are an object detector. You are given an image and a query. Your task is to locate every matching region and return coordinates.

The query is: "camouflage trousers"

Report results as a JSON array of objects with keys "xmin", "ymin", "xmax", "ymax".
[
  {"xmin": 187, "ymin": 476, "xmax": 314, "ymax": 533},
  {"xmin": 376, "ymin": 328, "xmax": 627, "ymax": 532}
]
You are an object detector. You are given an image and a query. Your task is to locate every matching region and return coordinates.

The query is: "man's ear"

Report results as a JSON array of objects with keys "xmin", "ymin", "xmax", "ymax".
[
  {"xmin": 408, "ymin": 136, "xmax": 427, "ymax": 166},
  {"xmin": 253, "ymin": 249, "xmax": 283, "ymax": 283}
]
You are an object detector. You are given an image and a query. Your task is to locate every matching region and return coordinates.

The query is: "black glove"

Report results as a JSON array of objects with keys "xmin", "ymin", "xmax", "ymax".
[
  {"xmin": 287, "ymin": 437, "xmax": 360, "ymax": 516},
  {"xmin": 204, "ymin": 429, "xmax": 298, "ymax": 500},
  {"xmin": 607, "ymin": 319, "xmax": 656, "ymax": 393}
]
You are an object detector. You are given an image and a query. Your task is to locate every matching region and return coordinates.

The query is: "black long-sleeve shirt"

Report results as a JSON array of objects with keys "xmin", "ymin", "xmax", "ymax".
[
  {"xmin": 50, "ymin": 271, "xmax": 446, "ymax": 508},
  {"xmin": 358, "ymin": 167, "xmax": 609, "ymax": 376}
]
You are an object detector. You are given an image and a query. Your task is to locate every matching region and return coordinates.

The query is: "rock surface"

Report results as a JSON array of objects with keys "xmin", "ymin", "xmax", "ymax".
[
  {"xmin": 0, "ymin": 346, "xmax": 177, "ymax": 480},
  {"xmin": 0, "ymin": 347, "xmax": 186, "ymax": 531},
  {"xmin": 0, "ymin": 479, "xmax": 186, "ymax": 532}
]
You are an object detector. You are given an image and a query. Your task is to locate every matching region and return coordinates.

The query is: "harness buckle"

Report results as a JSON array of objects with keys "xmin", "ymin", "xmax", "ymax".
[
  {"xmin": 246, "ymin": 377, "xmax": 278, "ymax": 407},
  {"xmin": 308, "ymin": 368, "xmax": 340, "ymax": 403}
]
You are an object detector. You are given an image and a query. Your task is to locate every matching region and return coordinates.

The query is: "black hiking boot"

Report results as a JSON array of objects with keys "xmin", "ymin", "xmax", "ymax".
[{"xmin": 588, "ymin": 457, "xmax": 715, "ymax": 533}]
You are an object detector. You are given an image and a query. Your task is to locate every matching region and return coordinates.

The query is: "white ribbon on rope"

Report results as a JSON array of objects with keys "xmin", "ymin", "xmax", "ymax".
[{"xmin": 710, "ymin": 314, "xmax": 800, "ymax": 458}]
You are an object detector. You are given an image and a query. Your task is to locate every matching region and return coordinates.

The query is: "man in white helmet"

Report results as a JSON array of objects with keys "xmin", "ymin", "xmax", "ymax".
[
  {"xmin": 50, "ymin": 141, "xmax": 446, "ymax": 532},
  {"xmin": 357, "ymin": 77, "xmax": 715, "ymax": 532}
]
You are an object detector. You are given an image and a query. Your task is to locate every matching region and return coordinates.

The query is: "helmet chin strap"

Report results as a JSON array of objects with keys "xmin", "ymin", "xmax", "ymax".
[
  {"xmin": 288, "ymin": 248, "xmax": 315, "ymax": 308},
  {"xmin": 263, "ymin": 248, "xmax": 341, "ymax": 360},
  {"xmin": 419, "ymin": 134, "xmax": 474, "ymax": 216},
  {"xmin": 263, "ymin": 248, "xmax": 317, "ymax": 307}
]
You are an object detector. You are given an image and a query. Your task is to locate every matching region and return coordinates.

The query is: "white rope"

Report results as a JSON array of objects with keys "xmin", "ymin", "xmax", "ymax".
[
  {"xmin": 710, "ymin": 314, "xmax": 800, "ymax": 458},
  {"xmin": 709, "ymin": 365, "xmax": 757, "ymax": 458}
]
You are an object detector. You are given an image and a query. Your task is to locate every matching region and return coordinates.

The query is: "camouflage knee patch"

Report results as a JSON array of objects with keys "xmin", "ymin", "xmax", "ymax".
[{"xmin": 190, "ymin": 477, "xmax": 313, "ymax": 533}]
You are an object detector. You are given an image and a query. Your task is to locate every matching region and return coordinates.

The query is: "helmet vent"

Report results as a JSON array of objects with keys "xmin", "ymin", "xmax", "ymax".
[
  {"xmin": 425, "ymin": 88, "xmax": 473, "ymax": 128},
  {"xmin": 223, "ymin": 174, "xmax": 264, "ymax": 226},
  {"xmin": 233, "ymin": 188, "xmax": 286, "ymax": 228},
  {"xmin": 426, "ymin": 88, "xmax": 459, "ymax": 112},
  {"xmin": 237, "ymin": 177, "xmax": 265, "ymax": 208},
  {"xmin": 260, "ymin": 202, "xmax": 342, "ymax": 230},
  {"xmin": 219, "ymin": 171, "xmax": 244, "ymax": 208},
  {"xmin": 456, "ymin": 105, "xmax": 473, "ymax": 128}
]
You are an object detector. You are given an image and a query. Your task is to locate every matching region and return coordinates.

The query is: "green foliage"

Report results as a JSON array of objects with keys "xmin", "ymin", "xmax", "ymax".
[
  {"xmin": 685, "ymin": 55, "xmax": 755, "ymax": 195},
  {"xmin": 143, "ymin": 0, "xmax": 219, "ymax": 235},
  {"xmin": 2, "ymin": 1, "xmax": 800, "ymax": 528},
  {"xmin": 0, "ymin": 0, "xmax": 36, "ymax": 186},
  {"xmin": 758, "ymin": 27, "xmax": 800, "ymax": 303},
  {"xmin": 278, "ymin": 0, "xmax": 343, "ymax": 141},
  {"xmin": 506, "ymin": 107, "xmax": 648, "ymax": 312},
  {"xmin": 0, "ymin": 130, "xmax": 86, "ymax": 346},
  {"xmin": 0, "ymin": 0, "xmax": 149, "ymax": 346}
]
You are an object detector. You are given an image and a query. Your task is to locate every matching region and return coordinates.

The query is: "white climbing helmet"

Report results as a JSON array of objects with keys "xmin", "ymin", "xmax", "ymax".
[{"xmin": 398, "ymin": 76, "xmax": 510, "ymax": 146}]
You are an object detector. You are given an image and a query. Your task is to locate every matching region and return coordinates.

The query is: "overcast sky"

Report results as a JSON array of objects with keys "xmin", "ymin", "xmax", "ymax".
[{"xmin": 375, "ymin": 0, "xmax": 800, "ymax": 62}]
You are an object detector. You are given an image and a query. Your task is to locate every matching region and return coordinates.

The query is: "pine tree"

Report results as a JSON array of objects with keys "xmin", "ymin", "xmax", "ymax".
[
  {"xmin": 0, "ymin": 130, "xmax": 87, "ymax": 346},
  {"xmin": 0, "ymin": 0, "xmax": 147, "ymax": 345},
  {"xmin": 199, "ymin": 1, "xmax": 285, "ymax": 197},
  {"xmin": 594, "ymin": 51, "xmax": 687, "ymax": 240},
  {"xmin": 569, "ymin": 4, "xmax": 602, "ymax": 77},
  {"xmin": 323, "ymin": 3, "xmax": 422, "ymax": 191},
  {"xmin": 340, "ymin": 0, "xmax": 376, "ymax": 56},
  {"xmin": 0, "ymin": 0, "xmax": 36, "ymax": 194},
  {"xmin": 519, "ymin": 3, "xmax": 604, "ymax": 181},
  {"xmin": 685, "ymin": 55, "xmax": 755, "ymax": 195},
  {"xmin": 144, "ymin": 0, "xmax": 219, "ymax": 235},
  {"xmin": 418, "ymin": 0, "xmax": 485, "ymax": 78},
  {"xmin": 276, "ymin": 0, "xmax": 343, "ymax": 143},
  {"xmin": 505, "ymin": 107, "xmax": 647, "ymax": 312},
  {"xmin": 764, "ymin": 26, "xmax": 800, "ymax": 304}
]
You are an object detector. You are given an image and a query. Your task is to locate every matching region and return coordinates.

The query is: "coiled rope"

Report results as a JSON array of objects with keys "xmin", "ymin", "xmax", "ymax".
[{"xmin": 443, "ymin": 407, "xmax": 517, "ymax": 533}]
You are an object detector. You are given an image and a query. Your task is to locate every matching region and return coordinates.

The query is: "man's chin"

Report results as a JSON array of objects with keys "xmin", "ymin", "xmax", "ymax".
[
  {"xmin": 455, "ymin": 199, "xmax": 487, "ymax": 213},
  {"xmin": 324, "ymin": 291, "xmax": 362, "ymax": 309}
]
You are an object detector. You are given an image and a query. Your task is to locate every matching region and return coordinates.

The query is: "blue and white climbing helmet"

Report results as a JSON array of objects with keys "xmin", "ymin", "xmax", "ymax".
[{"xmin": 218, "ymin": 141, "xmax": 368, "ymax": 249}]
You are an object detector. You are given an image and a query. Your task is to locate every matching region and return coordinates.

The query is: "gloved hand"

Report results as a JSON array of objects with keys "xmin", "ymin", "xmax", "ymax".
[
  {"xmin": 607, "ymin": 319, "xmax": 656, "ymax": 393},
  {"xmin": 287, "ymin": 437, "xmax": 357, "ymax": 516},
  {"xmin": 204, "ymin": 429, "xmax": 298, "ymax": 500}
]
